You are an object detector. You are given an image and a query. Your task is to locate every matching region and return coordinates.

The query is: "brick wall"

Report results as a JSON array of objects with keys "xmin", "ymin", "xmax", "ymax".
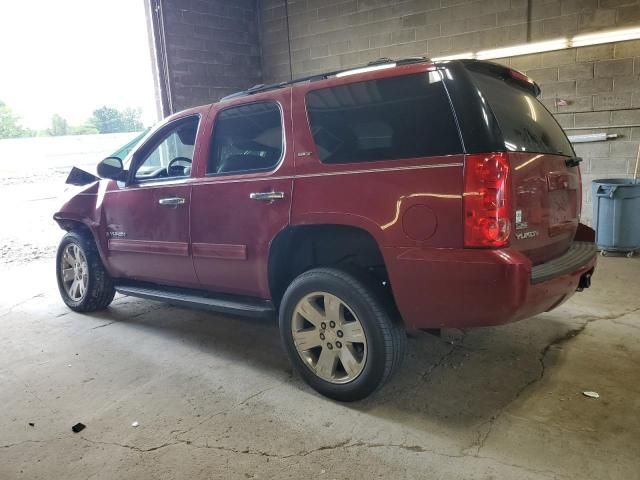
[
  {"xmin": 149, "ymin": 0, "xmax": 262, "ymax": 114},
  {"xmin": 258, "ymin": 0, "xmax": 640, "ymax": 224}
]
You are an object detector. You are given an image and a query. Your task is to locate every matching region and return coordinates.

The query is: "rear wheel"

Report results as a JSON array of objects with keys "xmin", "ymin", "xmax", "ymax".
[
  {"xmin": 279, "ymin": 267, "xmax": 406, "ymax": 401},
  {"xmin": 56, "ymin": 231, "xmax": 115, "ymax": 312}
]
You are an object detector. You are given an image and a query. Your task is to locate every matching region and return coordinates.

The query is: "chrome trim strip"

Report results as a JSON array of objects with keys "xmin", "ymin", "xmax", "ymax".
[
  {"xmin": 104, "ymin": 162, "xmax": 462, "ymax": 192},
  {"xmin": 299, "ymin": 162, "xmax": 463, "ymax": 179}
]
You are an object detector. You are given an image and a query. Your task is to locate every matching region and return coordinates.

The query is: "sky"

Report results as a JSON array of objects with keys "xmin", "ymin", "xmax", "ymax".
[{"xmin": 0, "ymin": 0, "xmax": 158, "ymax": 130}]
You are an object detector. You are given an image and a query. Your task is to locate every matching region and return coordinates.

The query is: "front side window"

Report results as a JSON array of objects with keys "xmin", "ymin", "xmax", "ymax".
[
  {"xmin": 134, "ymin": 117, "xmax": 199, "ymax": 182},
  {"xmin": 207, "ymin": 102, "xmax": 283, "ymax": 175},
  {"xmin": 305, "ymin": 72, "xmax": 462, "ymax": 164}
]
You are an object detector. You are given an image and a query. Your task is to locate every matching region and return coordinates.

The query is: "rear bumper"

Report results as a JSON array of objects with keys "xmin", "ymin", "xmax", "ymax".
[{"xmin": 384, "ymin": 241, "xmax": 597, "ymax": 329}]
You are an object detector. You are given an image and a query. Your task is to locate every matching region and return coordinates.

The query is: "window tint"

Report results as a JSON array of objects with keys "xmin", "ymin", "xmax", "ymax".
[
  {"xmin": 470, "ymin": 71, "xmax": 574, "ymax": 157},
  {"xmin": 305, "ymin": 72, "xmax": 462, "ymax": 164},
  {"xmin": 208, "ymin": 102, "xmax": 283, "ymax": 174},
  {"xmin": 134, "ymin": 117, "xmax": 198, "ymax": 181}
]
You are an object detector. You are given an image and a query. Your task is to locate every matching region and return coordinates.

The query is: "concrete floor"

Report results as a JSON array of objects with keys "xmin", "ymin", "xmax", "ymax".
[{"xmin": 1, "ymin": 256, "xmax": 639, "ymax": 480}]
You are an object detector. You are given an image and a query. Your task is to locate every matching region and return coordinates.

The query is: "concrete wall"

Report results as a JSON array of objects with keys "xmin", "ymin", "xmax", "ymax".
[
  {"xmin": 149, "ymin": 0, "xmax": 262, "ymax": 114},
  {"xmin": 257, "ymin": 0, "xmax": 640, "ymax": 224}
]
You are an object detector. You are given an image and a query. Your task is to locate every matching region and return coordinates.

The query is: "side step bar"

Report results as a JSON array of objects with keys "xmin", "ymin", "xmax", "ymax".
[{"xmin": 114, "ymin": 283, "xmax": 276, "ymax": 319}]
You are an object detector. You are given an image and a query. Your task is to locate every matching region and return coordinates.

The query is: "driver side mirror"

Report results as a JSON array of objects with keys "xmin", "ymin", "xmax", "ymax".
[{"xmin": 97, "ymin": 157, "xmax": 126, "ymax": 181}]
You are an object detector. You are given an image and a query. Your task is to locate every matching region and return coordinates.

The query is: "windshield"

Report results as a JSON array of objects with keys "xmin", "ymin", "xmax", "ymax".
[
  {"xmin": 470, "ymin": 72, "xmax": 574, "ymax": 157},
  {"xmin": 108, "ymin": 129, "xmax": 150, "ymax": 160}
]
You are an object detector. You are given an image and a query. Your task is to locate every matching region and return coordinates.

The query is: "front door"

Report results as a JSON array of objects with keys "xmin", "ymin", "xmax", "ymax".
[
  {"xmin": 101, "ymin": 116, "xmax": 201, "ymax": 287},
  {"xmin": 190, "ymin": 94, "xmax": 293, "ymax": 298}
]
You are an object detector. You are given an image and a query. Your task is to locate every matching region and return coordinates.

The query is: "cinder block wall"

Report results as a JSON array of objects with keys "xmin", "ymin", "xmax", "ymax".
[
  {"xmin": 259, "ymin": 0, "xmax": 640, "ymax": 224},
  {"xmin": 151, "ymin": 0, "xmax": 262, "ymax": 113}
]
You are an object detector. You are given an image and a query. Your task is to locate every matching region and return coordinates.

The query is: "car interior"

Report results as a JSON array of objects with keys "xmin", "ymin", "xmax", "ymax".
[{"xmin": 134, "ymin": 118, "xmax": 199, "ymax": 181}]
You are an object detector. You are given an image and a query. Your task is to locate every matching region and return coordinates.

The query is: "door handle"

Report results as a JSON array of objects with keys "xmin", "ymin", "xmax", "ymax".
[
  {"xmin": 158, "ymin": 197, "xmax": 186, "ymax": 206},
  {"xmin": 249, "ymin": 191, "xmax": 285, "ymax": 201}
]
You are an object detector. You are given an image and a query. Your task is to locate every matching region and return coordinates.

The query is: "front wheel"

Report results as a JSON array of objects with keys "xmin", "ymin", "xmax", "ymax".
[
  {"xmin": 279, "ymin": 268, "xmax": 406, "ymax": 401},
  {"xmin": 56, "ymin": 231, "xmax": 115, "ymax": 312}
]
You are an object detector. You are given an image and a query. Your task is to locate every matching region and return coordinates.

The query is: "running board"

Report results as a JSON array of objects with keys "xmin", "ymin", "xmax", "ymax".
[{"xmin": 114, "ymin": 283, "xmax": 276, "ymax": 319}]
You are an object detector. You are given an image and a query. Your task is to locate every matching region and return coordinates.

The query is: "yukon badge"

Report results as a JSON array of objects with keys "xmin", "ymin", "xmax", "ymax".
[{"xmin": 515, "ymin": 230, "xmax": 539, "ymax": 240}]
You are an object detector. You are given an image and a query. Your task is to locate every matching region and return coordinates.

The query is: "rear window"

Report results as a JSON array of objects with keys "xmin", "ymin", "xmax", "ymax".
[
  {"xmin": 305, "ymin": 72, "xmax": 462, "ymax": 164},
  {"xmin": 470, "ymin": 71, "xmax": 574, "ymax": 157}
]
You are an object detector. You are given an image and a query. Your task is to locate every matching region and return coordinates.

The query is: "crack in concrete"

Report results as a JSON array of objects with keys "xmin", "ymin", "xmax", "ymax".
[
  {"xmin": 90, "ymin": 321, "xmax": 117, "ymax": 330},
  {"xmin": 238, "ymin": 385, "xmax": 277, "ymax": 406},
  {"xmin": 0, "ymin": 439, "xmax": 56, "ymax": 449},
  {"xmin": 467, "ymin": 305, "xmax": 640, "ymax": 457},
  {"xmin": 80, "ymin": 435, "xmax": 177, "ymax": 453},
  {"xmin": 420, "ymin": 329, "xmax": 467, "ymax": 383},
  {"xmin": 74, "ymin": 435, "xmax": 566, "ymax": 478},
  {"xmin": 0, "ymin": 293, "xmax": 45, "ymax": 318}
]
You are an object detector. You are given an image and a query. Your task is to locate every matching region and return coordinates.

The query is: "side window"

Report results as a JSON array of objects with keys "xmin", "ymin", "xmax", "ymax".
[
  {"xmin": 134, "ymin": 117, "xmax": 199, "ymax": 182},
  {"xmin": 207, "ymin": 102, "xmax": 283, "ymax": 175},
  {"xmin": 305, "ymin": 72, "xmax": 462, "ymax": 164}
]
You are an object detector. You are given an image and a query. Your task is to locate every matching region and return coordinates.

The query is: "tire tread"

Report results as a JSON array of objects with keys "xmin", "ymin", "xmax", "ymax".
[
  {"xmin": 280, "ymin": 267, "xmax": 406, "ymax": 400},
  {"xmin": 56, "ymin": 231, "xmax": 115, "ymax": 312}
]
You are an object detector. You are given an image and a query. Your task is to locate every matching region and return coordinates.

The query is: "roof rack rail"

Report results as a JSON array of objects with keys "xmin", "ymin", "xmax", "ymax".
[{"xmin": 220, "ymin": 56, "xmax": 431, "ymax": 101}]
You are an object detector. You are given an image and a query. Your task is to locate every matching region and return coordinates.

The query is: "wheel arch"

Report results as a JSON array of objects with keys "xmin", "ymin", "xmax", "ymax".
[
  {"xmin": 268, "ymin": 223, "xmax": 391, "ymax": 309},
  {"xmin": 54, "ymin": 214, "xmax": 110, "ymax": 273}
]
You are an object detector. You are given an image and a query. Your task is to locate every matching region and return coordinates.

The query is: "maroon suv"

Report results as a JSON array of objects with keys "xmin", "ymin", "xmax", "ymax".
[{"xmin": 54, "ymin": 58, "xmax": 596, "ymax": 401}]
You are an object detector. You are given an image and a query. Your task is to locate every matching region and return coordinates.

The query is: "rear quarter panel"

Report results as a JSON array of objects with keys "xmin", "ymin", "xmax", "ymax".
[
  {"xmin": 290, "ymin": 159, "xmax": 464, "ymax": 249},
  {"xmin": 289, "ymin": 78, "xmax": 465, "ymax": 270}
]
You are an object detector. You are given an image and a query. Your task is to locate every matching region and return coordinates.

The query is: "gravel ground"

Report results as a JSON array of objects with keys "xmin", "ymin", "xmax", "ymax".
[
  {"xmin": 0, "ymin": 169, "xmax": 67, "ymax": 265},
  {"xmin": 0, "ymin": 133, "xmax": 139, "ymax": 265}
]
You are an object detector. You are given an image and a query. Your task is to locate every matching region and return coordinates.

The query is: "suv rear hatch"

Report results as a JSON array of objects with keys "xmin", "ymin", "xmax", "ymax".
[{"xmin": 467, "ymin": 64, "xmax": 581, "ymax": 265}]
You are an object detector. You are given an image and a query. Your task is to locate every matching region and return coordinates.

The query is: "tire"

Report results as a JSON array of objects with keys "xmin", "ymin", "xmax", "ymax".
[
  {"xmin": 279, "ymin": 267, "xmax": 406, "ymax": 401},
  {"xmin": 56, "ymin": 231, "xmax": 115, "ymax": 312}
]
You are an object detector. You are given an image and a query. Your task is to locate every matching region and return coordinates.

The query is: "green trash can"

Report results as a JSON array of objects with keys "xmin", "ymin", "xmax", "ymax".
[{"xmin": 592, "ymin": 179, "xmax": 640, "ymax": 257}]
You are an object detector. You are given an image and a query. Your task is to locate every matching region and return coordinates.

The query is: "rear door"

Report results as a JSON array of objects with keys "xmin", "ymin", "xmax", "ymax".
[
  {"xmin": 468, "ymin": 69, "xmax": 580, "ymax": 264},
  {"xmin": 190, "ymin": 92, "xmax": 293, "ymax": 298}
]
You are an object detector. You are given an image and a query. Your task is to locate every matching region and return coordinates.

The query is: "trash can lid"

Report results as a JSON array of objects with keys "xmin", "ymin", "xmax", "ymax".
[{"xmin": 592, "ymin": 178, "xmax": 640, "ymax": 186}]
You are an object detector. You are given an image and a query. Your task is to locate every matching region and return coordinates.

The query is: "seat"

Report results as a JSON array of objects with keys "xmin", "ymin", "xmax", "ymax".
[{"xmin": 218, "ymin": 154, "xmax": 274, "ymax": 174}]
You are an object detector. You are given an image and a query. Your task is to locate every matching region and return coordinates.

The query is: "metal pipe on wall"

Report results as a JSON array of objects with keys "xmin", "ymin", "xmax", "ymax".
[{"xmin": 284, "ymin": 0, "xmax": 293, "ymax": 81}]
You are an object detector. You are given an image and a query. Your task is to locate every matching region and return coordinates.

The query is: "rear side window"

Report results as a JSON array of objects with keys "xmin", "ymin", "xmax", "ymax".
[
  {"xmin": 208, "ymin": 102, "xmax": 283, "ymax": 175},
  {"xmin": 470, "ymin": 72, "xmax": 574, "ymax": 157},
  {"xmin": 305, "ymin": 72, "xmax": 462, "ymax": 164}
]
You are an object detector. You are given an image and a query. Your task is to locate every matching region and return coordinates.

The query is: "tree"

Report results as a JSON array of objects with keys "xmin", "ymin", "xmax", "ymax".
[
  {"xmin": 89, "ymin": 106, "xmax": 144, "ymax": 134},
  {"xmin": 48, "ymin": 114, "xmax": 69, "ymax": 136},
  {"xmin": 89, "ymin": 106, "xmax": 123, "ymax": 133},
  {"xmin": 70, "ymin": 123, "xmax": 99, "ymax": 135},
  {"xmin": 121, "ymin": 107, "xmax": 144, "ymax": 132},
  {"xmin": 0, "ymin": 100, "xmax": 32, "ymax": 139}
]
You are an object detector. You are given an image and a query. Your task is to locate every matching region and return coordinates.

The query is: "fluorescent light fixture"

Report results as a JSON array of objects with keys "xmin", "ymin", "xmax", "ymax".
[
  {"xmin": 431, "ymin": 27, "xmax": 640, "ymax": 65},
  {"xmin": 567, "ymin": 133, "xmax": 618, "ymax": 143},
  {"xmin": 431, "ymin": 52, "xmax": 474, "ymax": 61},
  {"xmin": 336, "ymin": 63, "xmax": 396, "ymax": 77},
  {"xmin": 476, "ymin": 38, "xmax": 568, "ymax": 60},
  {"xmin": 571, "ymin": 27, "xmax": 640, "ymax": 47}
]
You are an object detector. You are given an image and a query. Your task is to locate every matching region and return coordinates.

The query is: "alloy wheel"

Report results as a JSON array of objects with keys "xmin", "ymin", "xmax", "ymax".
[
  {"xmin": 291, "ymin": 291, "xmax": 368, "ymax": 384},
  {"xmin": 60, "ymin": 244, "xmax": 89, "ymax": 301}
]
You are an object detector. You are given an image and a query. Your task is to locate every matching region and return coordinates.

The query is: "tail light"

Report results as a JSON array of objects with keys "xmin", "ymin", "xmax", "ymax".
[{"xmin": 463, "ymin": 152, "xmax": 511, "ymax": 248}]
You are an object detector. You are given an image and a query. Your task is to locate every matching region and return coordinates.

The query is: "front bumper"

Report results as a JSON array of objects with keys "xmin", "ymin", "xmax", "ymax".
[{"xmin": 384, "ymin": 241, "xmax": 597, "ymax": 329}]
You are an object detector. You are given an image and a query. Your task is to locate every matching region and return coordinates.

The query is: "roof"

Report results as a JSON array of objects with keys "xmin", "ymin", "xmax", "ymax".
[{"xmin": 220, "ymin": 57, "xmax": 432, "ymax": 102}]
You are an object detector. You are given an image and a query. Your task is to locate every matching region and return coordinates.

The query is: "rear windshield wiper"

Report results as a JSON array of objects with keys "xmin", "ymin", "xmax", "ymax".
[{"xmin": 565, "ymin": 156, "xmax": 583, "ymax": 168}]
